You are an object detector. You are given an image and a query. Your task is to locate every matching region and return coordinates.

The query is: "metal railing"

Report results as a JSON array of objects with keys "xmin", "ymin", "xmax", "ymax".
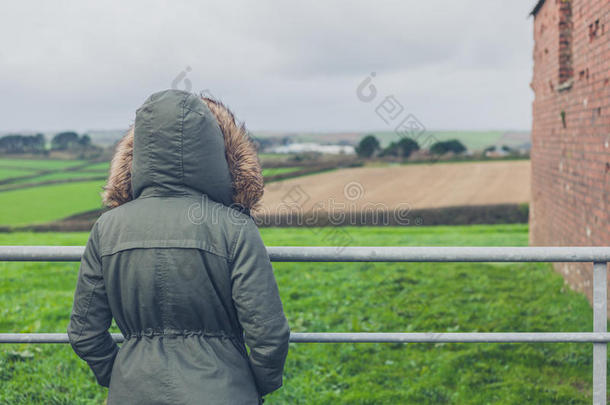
[{"xmin": 1, "ymin": 246, "xmax": 609, "ymax": 404}]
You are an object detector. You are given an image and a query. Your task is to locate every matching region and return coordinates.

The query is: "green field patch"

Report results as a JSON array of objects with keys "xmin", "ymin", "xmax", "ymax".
[
  {"xmin": 1, "ymin": 172, "xmax": 106, "ymax": 188},
  {"xmin": 0, "ymin": 225, "xmax": 597, "ymax": 404},
  {"xmin": 0, "ymin": 168, "xmax": 40, "ymax": 181},
  {"xmin": 259, "ymin": 153, "xmax": 292, "ymax": 162},
  {"xmin": 0, "ymin": 158, "xmax": 85, "ymax": 170},
  {"xmin": 0, "ymin": 181, "xmax": 105, "ymax": 226},
  {"xmin": 81, "ymin": 161, "xmax": 110, "ymax": 172},
  {"xmin": 262, "ymin": 167, "xmax": 303, "ymax": 177}
]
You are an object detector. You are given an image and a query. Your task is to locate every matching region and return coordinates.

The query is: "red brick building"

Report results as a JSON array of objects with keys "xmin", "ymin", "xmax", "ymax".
[{"xmin": 530, "ymin": 0, "xmax": 609, "ymax": 303}]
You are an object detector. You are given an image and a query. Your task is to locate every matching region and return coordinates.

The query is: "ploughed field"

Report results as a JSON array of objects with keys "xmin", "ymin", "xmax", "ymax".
[
  {"xmin": 0, "ymin": 224, "xmax": 597, "ymax": 404},
  {"xmin": 259, "ymin": 160, "xmax": 530, "ymax": 214}
]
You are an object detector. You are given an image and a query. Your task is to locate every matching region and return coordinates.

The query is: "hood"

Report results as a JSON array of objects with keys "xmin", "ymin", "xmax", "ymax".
[{"xmin": 102, "ymin": 89, "xmax": 263, "ymax": 212}]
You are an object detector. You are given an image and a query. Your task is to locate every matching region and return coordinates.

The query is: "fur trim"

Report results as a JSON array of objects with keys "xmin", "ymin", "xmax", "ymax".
[
  {"xmin": 102, "ymin": 97, "xmax": 264, "ymax": 211},
  {"xmin": 203, "ymin": 97, "xmax": 264, "ymax": 212},
  {"xmin": 102, "ymin": 126, "xmax": 134, "ymax": 208}
]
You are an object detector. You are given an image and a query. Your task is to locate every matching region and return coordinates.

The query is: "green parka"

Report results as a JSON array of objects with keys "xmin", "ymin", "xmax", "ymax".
[{"xmin": 67, "ymin": 89, "xmax": 290, "ymax": 404}]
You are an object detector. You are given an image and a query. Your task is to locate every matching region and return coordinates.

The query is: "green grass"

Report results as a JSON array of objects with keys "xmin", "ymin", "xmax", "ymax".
[
  {"xmin": 0, "ymin": 160, "xmax": 108, "ymax": 190},
  {"xmin": 1, "ymin": 172, "xmax": 106, "ymax": 187},
  {"xmin": 0, "ymin": 168, "xmax": 38, "ymax": 181},
  {"xmin": 0, "ymin": 181, "xmax": 105, "ymax": 226},
  {"xmin": 0, "ymin": 158, "xmax": 85, "ymax": 170},
  {"xmin": 259, "ymin": 153, "xmax": 292, "ymax": 162},
  {"xmin": 0, "ymin": 224, "xmax": 600, "ymax": 404},
  {"xmin": 262, "ymin": 167, "xmax": 303, "ymax": 177},
  {"xmin": 80, "ymin": 162, "xmax": 110, "ymax": 172}
]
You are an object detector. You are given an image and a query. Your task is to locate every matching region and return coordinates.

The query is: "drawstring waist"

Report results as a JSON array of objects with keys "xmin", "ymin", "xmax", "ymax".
[{"xmin": 123, "ymin": 328, "xmax": 241, "ymax": 341}]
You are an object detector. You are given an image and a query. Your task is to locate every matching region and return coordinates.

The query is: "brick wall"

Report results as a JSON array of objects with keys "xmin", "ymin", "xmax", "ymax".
[{"xmin": 530, "ymin": 0, "xmax": 610, "ymax": 304}]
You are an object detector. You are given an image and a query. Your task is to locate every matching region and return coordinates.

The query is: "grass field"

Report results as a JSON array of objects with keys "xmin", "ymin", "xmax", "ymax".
[
  {"xmin": 0, "ymin": 158, "xmax": 106, "ymax": 196},
  {"xmin": 1, "ymin": 172, "xmax": 106, "ymax": 187},
  {"xmin": 262, "ymin": 167, "xmax": 303, "ymax": 177},
  {"xmin": 0, "ymin": 224, "xmax": 600, "ymax": 404},
  {"xmin": 0, "ymin": 181, "xmax": 105, "ymax": 226},
  {"xmin": 0, "ymin": 158, "xmax": 108, "ymax": 226},
  {"xmin": 79, "ymin": 162, "xmax": 109, "ymax": 172},
  {"xmin": 0, "ymin": 158, "xmax": 86, "ymax": 170},
  {"xmin": 259, "ymin": 153, "xmax": 292, "ymax": 162},
  {"xmin": 0, "ymin": 168, "xmax": 38, "ymax": 181}
]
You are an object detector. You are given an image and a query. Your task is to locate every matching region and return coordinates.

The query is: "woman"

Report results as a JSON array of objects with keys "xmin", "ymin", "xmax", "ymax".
[{"xmin": 67, "ymin": 89, "xmax": 290, "ymax": 404}]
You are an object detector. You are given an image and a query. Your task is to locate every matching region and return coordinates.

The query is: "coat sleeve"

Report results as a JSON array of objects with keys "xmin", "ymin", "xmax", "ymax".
[
  {"xmin": 67, "ymin": 221, "xmax": 119, "ymax": 387},
  {"xmin": 230, "ymin": 217, "xmax": 290, "ymax": 397}
]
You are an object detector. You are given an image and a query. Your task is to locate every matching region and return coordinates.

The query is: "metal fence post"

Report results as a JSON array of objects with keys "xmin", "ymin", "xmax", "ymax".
[{"xmin": 593, "ymin": 262, "xmax": 607, "ymax": 405}]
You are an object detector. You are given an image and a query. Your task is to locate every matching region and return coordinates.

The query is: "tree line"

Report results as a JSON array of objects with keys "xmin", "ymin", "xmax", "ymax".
[
  {"xmin": 355, "ymin": 134, "xmax": 466, "ymax": 159},
  {"xmin": 0, "ymin": 132, "xmax": 94, "ymax": 154}
]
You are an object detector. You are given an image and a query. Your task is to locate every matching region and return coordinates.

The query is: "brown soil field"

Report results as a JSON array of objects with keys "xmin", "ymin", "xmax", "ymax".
[{"xmin": 257, "ymin": 160, "xmax": 530, "ymax": 214}]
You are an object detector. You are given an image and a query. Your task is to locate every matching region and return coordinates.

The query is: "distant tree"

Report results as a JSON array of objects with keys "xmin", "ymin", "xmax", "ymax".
[
  {"xmin": 381, "ymin": 137, "xmax": 420, "ymax": 158},
  {"xmin": 78, "ymin": 134, "xmax": 91, "ymax": 147},
  {"xmin": 397, "ymin": 137, "xmax": 420, "ymax": 157},
  {"xmin": 0, "ymin": 133, "xmax": 46, "ymax": 154},
  {"xmin": 33, "ymin": 133, "xmax": 45, "ymax": 150},
  {"xmin": 51, "ymin": 132, "xmax": 96, "ymax": 151},
  {"xmin": 355, "ymin": 134, "xmax": 380, "ymax": 158},
  {"xmin": 51, "ymin": 131, "xmax": 80, "ymax": 150},
  {"xmin": 429, "ymin": 139, "xmax": 466, "ymax": 155},
  {"xmin": 380, "ymin": 142, "xmax": 399, "ymax": 157}
]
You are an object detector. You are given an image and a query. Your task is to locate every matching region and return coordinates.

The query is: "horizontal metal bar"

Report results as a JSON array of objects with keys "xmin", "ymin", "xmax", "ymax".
[
  {"xmin": 0, "ymin": 246, "xmax": 84, "ymax": 261},
  {"xmin": 3, "ymin": 332, "xmax": 610, "ymax": 344},
  {"xmin": 268, "ymin": 247, "xmax": 610, "ymax": 262},
  {"xmin": 1, "ymin": 246, "xmax": 610, "ymax": 262},
  {"xmin": 292, "ymin": 332, "xmax": 610, "ymax": 343}
]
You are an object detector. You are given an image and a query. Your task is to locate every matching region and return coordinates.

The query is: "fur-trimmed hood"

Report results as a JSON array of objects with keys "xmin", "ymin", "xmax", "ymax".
[{"xmin": 102, "ymin": 89, "xmax": 263, "ymax": 212}]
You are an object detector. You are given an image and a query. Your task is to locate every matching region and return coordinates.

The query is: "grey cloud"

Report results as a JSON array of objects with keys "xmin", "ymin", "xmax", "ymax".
[{"xmin": 0, "ymin": 0, "xmax": 533, "ymax": 133}]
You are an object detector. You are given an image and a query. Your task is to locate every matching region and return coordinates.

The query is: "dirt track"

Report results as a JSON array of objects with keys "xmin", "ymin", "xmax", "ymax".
[{"xmin": 257, "ymin": 160, "xmax": 530, "ymax": 214}]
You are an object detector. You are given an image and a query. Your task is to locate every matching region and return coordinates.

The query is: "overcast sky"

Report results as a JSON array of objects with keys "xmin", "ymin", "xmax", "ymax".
[{"xmin": 0, "ymin": 1, "xmax": 534, "ymax": 133}]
